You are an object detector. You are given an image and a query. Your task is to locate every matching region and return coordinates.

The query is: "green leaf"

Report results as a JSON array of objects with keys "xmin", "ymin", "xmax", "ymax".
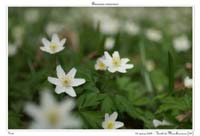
[
  {"xmin": 77, "ymin": 92, "xmax": 105, "ymax": 109},
  {"xmin": 101, "ymin": 96, "xmax": 115, "ymax": 113},
  {"xmin": 156, "ymin": 94, "xmax": 192, "ymax": 114},
  {"xmin": 79, "ymin": 111, "xmax": 103, "ymax": 129},
  {"xmin": 116, "ymin": 77, "xmax": 131, "ymax": 90}
]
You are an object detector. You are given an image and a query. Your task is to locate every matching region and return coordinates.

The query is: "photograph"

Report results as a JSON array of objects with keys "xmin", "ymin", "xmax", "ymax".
[{"xmin": 8, "ymin": 7, "xmax": 192, "ymax": 129}]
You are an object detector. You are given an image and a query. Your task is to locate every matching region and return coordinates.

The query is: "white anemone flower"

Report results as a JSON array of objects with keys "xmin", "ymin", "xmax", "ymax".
[
  {"xmin": 124, "ymin": 21, "xmax": 140, "ymax": 36},
  {"xmin": 24, "ymin": 91, "xmax": 81, "ymax": 129},
  {"xmin": 184, "ymin": 76, "xmax": 192, "ymax": 88},
  {"xmin": 153, "ymin": 119, "xmax": 171, "ymax": 128},
  {"xmin": 145, "ymin": 28, "xmax": 162, "ymax": 42},
  {"xmin": 100, "ymin": 18, "xmax": 120, "ymax": 35},
  {"xmin": 102, "ymin": 112, "xmax": 124, "ymax": 129},
  {"xmin": 104, "ymin": 37, "xmax": 115, "ymax": 50},
  {"xmin": 40, "ymin": 33, "xmax": 66, "ymax": 54},
  {"xmin": 103, "ymin": 51, "xmax": 134, "ymax": 73},
  {"xmin": 95, "ymin": 56, "xmax": 107, "ymax": 71},
  {"xmin": 173, "ymin": 35, "xmax": 190, "ymax": 52},
  {"xmin": 48, "ymin": 65, "xmax": 86, "ymax": 97}
]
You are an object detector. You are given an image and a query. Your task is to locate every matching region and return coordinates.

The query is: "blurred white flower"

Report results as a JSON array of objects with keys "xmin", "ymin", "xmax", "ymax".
[
  {"xmin": 95, "ymin": 15, "xmax": 120, "ymax": 35},
  {"xmin": 173, "ymin": 35, "xmax": 190, "ymax": 52},
  {"xmin": 146, "ymin": 28, "xmax": 162, "ymax": 42},
  {"xmin": 153, "ymin": 119, "xmax": 171, "ymax": 128},
  {"xmin": 184, "ymin": 76, "xmax": 192, "ymax": 88},
  {"xmin": 102, "ymin": 112, "xmax": 124, "ymax": 129},
  {"xmin": 104, "ymin": 37, "xmax": 115, "ymax": 50},
  {"xmin": 40, "ymin": 33, "xmax": 66, "ymax": 54},
  {"xmin": 24, "ymin": 91, "xmax": 81, "ymax": 129},
  {"xmin": 46, "ymin": 23, "xmax": 64, "ymax": 36},
  {"xmin": 24, "ymin": 9, "xmax": 39, "ymax": 23},
  {"xmin": 8, "ymin": 43, "xmax": 18, "ymax": 57},
  {"xmin": 12, "ymin": 26, "xmax": 25, "ymax": 46},
  {"xmin": 103, "ymin": 51, "xmax": 134, "ymax": 73},
  {"xmin": 91, "ymin": 12, "xmax": 119, "ymax": 35},
  {"xmin": 124, "ymin": 21, "xmax": 140, "ymax": 36},
  {"xmin": 48, "ymin": 65, "xmax": 86, "ymax": 97},
  {"xmin": 145, "ymin": 60, "xmax": 155, "ymax": 72},
  {"xmin": 95, "ymin": 56, "xmax": 107, "ymax": 71}
]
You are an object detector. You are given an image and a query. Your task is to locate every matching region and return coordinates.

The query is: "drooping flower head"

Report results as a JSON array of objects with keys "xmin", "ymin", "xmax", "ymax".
[
  {"xmin": 103, "ymin": 51, "xmax": 134, "ymax": 73},
  {"xmin": 24, "ymin": 91, "xmax": 81, "ymax": 129},
  {"xmin": 102, "ymin": 112, "xmax": 124, "ymax": 129},
  {"xmin": 48, "ymin": 65, "xmax": 86, "ymax": 97},
  {"xmin": 40, "ymin": 33, "xmax": 66, "ymax": 54}
]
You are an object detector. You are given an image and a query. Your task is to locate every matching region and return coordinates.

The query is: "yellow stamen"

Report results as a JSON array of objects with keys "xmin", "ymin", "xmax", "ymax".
[
  {"xmin": 47, "ymin": 111, "xmax": 59, "ymax": 126},
  {"xmin": 61, "ymin": 77, "xmax": 72, "ymax": 87},
  {"xmin": 107, "ymin": 122, "xmax": 114, "ymax": 129},
  {"xmin": 98, "ymin": 62, "xmax": 106, "ymax": 70},
  {"xmin": 49, "ymin": 44, "xmax": 58, "ymax": 52},
  {"xmin": 112, "ymin": 57, "xmax": 121, "ymax": 67}
]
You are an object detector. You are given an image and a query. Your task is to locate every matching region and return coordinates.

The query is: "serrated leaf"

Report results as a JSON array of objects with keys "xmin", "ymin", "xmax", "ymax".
[
  {"xmin": 79, "ymin": 111, "xmax": 103, "ymax": 129},
  {"xmin": 77, "ymin": 92, "xmax": 105, "ymax": 109},
  {"xmin": 101, "ymin": 96, "xmax": 115, "ymax": 113}
]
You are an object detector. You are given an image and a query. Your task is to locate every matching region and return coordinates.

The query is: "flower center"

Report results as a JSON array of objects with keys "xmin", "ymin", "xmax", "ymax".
[
  {"xmin": 98, "ymin": 62, "xmax": 106, "ymax": 69},
  {"xmin": 61, "ymin": 77, "xmax": 72, "ymax": 87},
  {"xmin": 112, "ymin": 57, "xmax": 121, "ymax": 67},
  {"xmin": 49, "ymin": 44, "xmax": 58, "ymax": 52},
  {"xmin": 107, "ymin": 122, "xmax": 114, "ymax": 129},
  {"xmin": 47, "ymin": 111, "xmax": 59, "ymax": 126}
]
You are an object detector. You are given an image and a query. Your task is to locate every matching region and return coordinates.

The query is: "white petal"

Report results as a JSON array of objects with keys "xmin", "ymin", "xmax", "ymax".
[
  {"xmin": 114, "ymin": 121, "xmax": 124, "ymax": 129},
  {"xmin": 41, "ymin": 91, "xmax": 56, "ymax": 108},
  {"xmin": 56, "ymin": 65, "xmax": 66, "ymax": 78},
  {"xmin": 121, "ymin": 58, "xmax": 130, "ymax": 64},
  {"xmin": 67, "ymin": 68, "xmax": 77, "ymax": 78},
  {"xmin": 107, "ymin": 67, "xmax": 117, "ymax": 73},
  {"xmin": 104, "ymin": 51, "xmax": 112, "ymax": 61},
  {"xmin": 110, "ymin": 112, "xmax": 118, "ymax": 121},
  {"xmin": 102, "ymin": 121, "xmax": 107, "ymax": 129},
  {"xmin": 48, "ymin": 77, "xmax": 60, "ymax": 86},
  {"xmin": 65, "ymin": 87, "xmax": 77, "ymax": 97},
  {"xmin": 62, "ymin": 116, "xmax": 82, "ymax": 128},
  {"xmin": 42, "ymin": 38, "xmax": 50, "ymax": 47},
  {"xmin": 59, "ymin": 38, "xmax": 66, "ymax": 46},
  {"xmin": 112, "ymin": 51, "xmax": 120, "ymax": 58},
  {"xmin": 24, "ymin": 103, "xmax": 41, "ymax": 120},
  {"xmin": 153, "ymin": 119, "xmax": 162, "ymax": 128},
  {"xmin": 72, "ymin": 78, "xmax": 86, "ymax": 86},
  {"xmin": 105, "ymin": 113, "xmax": 109, "ymax": 120},
  {"xmin": 124, "ymin": 64, "xmax": 134, "ymax": 69},
  {"xmin": 40, "ymin": 46, "xmax": 52, "ymax": 54},
  {"xmin": 162, "ymin": 120, "xmax": 171, "ymax": 126},
  {"xmin": 55, "ymin": 86, "xmax": 65, "ymax": 94},
  {"xmin": 117, "ymin": 67, "xmax": 127, "ymax": 73},
  {"xmin": 55, "ymin": 46, "xmax": 65, "ymax": 53},
  {"xmin": 60, "ymin": 99, "xmax": 75, "ymax": 112},
  {"xmin": 51, "ymin": 33, "xmax": 60, "ymax": 43}
]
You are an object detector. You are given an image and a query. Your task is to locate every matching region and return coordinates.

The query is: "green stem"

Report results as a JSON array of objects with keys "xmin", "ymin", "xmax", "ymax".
[{"xmin": 139, "ymin": 42, "xmax": 153, "ymax": 93}]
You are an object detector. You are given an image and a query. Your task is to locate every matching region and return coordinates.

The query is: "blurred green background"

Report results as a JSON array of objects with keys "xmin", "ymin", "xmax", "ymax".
[{"xmin": 8, "ymin": 7, "xmax": 192, "ymax": 129}]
